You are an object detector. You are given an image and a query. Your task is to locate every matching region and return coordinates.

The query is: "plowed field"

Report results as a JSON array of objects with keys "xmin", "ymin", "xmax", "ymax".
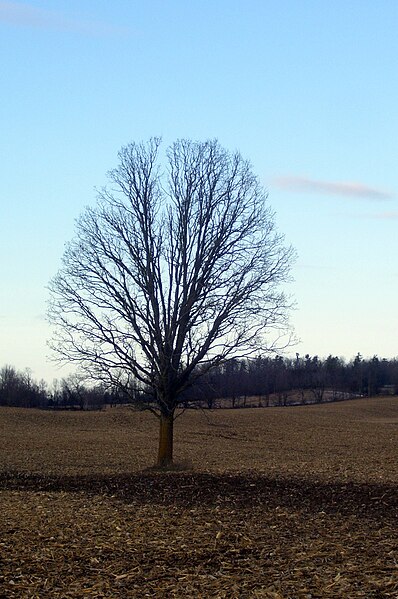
[{"xmin": 1, "ymin": 397, "xmax": 397, "ymax": 597}]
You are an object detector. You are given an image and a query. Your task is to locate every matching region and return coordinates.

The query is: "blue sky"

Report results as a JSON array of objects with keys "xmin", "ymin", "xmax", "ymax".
[{"xmin": 1, "ymin": 0, "xmax": 397, "ymax": 383}]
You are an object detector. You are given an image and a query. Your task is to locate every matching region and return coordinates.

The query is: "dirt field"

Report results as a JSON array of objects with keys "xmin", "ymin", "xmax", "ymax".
[{"xmin": 0, "ymin": 397, "xmax": 397, "ymax": 597}]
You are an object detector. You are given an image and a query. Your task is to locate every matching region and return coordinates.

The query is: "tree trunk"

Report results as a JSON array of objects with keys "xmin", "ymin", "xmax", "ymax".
[{"xmin": 157, "ymin": 411, "xmax": 174, "ymax": 467}]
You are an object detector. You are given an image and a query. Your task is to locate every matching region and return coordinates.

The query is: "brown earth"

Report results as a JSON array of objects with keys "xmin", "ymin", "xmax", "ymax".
[{"xmin": 0, "ymin": 397, "xmax": 397, "ymax": 597}]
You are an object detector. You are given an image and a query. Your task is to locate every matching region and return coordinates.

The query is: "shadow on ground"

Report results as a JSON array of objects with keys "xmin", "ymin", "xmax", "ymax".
[{"xmin": 0, "ymin": 470, "xmax": 396, "ymax": 519}]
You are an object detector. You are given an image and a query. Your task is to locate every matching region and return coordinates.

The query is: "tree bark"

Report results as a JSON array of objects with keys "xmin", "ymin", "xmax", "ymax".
[{"xmin": 157, "ymin": 411, "xmax": 174, "ymax": 467}]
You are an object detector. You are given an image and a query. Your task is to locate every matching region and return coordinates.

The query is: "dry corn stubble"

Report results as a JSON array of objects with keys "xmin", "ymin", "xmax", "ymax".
[{"xmin": 0, "ymin": 397, "xmax": 397, "ymax": 597}]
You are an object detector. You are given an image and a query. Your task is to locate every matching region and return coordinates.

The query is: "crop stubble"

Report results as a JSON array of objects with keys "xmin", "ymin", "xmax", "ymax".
[{"xmin": 0, "ymin": 397, "xmax": 397, "ymax": 597}]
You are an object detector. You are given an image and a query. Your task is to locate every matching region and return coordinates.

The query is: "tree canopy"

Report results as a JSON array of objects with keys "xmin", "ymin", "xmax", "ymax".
[{"xmin": 48, "ymin": 138, "xmax": 295, "ymax": 465}]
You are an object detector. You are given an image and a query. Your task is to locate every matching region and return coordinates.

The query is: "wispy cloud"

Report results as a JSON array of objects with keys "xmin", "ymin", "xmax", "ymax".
[
  {"xmin": 370, "ymin": 211, "xmax": 398, "ymax": 220},
  {"xmin": 0, "ymin": 1, "xmax": 130, "ymax": 35},
  {"xmin": 273, "ymin": 175, "xmax": 393, "ymax": 200}
]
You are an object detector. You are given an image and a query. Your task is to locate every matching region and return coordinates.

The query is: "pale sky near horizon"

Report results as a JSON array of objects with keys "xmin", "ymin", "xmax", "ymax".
[{"xmin": 1, "ymin": 0, "xmax": 397, "ymax": 384}]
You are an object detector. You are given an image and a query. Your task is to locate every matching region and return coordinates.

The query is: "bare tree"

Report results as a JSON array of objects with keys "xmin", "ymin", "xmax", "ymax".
[{"xmin": 48, "ymin": 138, "xmax": 295, "ymax": 466}]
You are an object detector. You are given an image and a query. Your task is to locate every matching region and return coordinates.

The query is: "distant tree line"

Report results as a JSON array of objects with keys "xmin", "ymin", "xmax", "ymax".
[
  {"xmin": 183, "ymin": 353, "xmax": 398, "ymax": 409},
  {"xmin": 0, "ymin": 366, "xmax": 129, "ymax": 410},
  {"xmin": 0, "ymin": 353, "xmax": 397, "ymax": 410}
]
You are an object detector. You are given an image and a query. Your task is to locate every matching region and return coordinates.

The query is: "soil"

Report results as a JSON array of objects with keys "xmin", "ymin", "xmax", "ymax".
[{"xmin": 0, "ymin": 397, "xmax": 397, "ymax": 597}]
